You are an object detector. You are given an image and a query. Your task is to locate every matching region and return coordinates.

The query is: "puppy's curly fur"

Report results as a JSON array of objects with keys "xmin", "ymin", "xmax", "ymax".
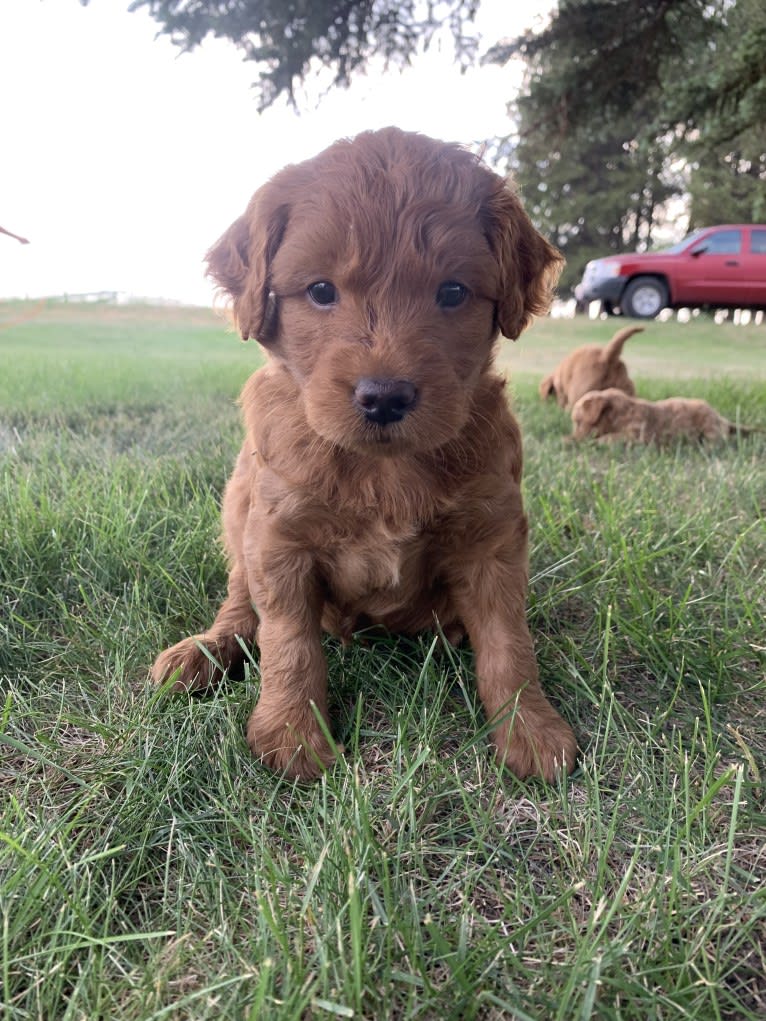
[
  {"xmin": 153, "ymin": 127, "xmax": 578, "ymax": 782},
  {"xmin": 539, "ymin": 326, "xmax": 642, "ymax": 410},
  {"xmin": 571, "ymin": 387, "xmax": 756, "ymax": 443}
]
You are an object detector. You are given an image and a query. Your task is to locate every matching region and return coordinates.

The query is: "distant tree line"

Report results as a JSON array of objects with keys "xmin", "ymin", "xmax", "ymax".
[
  {"xmin": 91, "ymin": 0, "xmax": 766, "ymax": 295},
  {"xmin": 490, "ymin": 0, "xmax": 766, "ymax": 290}
]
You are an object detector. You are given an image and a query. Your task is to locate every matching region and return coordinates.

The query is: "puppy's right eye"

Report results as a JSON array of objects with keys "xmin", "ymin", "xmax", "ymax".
[
  {"xmin": 307, "ymin": 281, "xmax": 338, "ymax": 307},
  {"xmin": 436, "ymin": 281, "xmax": 468, "ymax": 309}
]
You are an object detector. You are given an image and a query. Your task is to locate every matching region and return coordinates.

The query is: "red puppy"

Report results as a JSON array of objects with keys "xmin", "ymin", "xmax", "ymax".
[{"xmin": 153, "ymin": 127, "xmax": 578, "ymax": 782}]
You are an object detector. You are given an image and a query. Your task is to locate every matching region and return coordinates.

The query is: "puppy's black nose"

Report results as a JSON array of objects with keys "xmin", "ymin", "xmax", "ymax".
[{"xmin": 353, "ymin": 378, "xmax": 419, "ymax": 425}]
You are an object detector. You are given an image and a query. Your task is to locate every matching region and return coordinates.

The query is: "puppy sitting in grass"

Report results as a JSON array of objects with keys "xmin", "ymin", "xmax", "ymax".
[
  {"xmin": 152, "ymin": 127, "xmax": 578, "ymax": 783},
  {"xmin": 571, "ymin": 387, "xmax": 758, "ymax": 444},
  {"xmin": 539, "ymin": 326, "xmax": 642, "ymax": 410}
]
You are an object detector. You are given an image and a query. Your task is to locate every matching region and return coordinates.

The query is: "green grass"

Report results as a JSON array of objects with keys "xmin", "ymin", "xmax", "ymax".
[
  {"xmin": 2, "ymin": 301, "xmax": 765, "ymax": 1020},
  {"xmin": 502, "ymin": 311, "xmax": 766, "ymax": 384}
]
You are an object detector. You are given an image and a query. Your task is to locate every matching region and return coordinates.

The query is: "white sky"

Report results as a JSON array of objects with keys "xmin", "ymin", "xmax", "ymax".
[{"xmin": 1, "ymin": 0, "xmax": 551, "ymax": 306}]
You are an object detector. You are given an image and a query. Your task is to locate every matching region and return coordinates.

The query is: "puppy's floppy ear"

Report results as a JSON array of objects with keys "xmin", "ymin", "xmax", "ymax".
[
  {"xmin": 482, "ymin": 180, "xmax": 564, "ymax": 340},
  {"xmin": 205, "ymin": 188, "xmax": 288, "ymax": 343},
  {"xmin": 577, "ymin": 392, "xmax": 611, "ymax": 431},
  {"xmin": 539, "ymin": 374, "xmax": 556, "ymax": 400}
]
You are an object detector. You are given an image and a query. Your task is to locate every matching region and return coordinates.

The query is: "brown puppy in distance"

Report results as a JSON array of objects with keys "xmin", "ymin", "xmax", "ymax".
[
  {"xmin": 539, "ymin": 325, "xmax": 642, "ymax": 410},
  {"xmin": 571, "ymin": 387, "xmax": 757, "ymax": 443},
  {"xmin": 152, "ymin": 127, "xmax": 578, "ymax": 783}
]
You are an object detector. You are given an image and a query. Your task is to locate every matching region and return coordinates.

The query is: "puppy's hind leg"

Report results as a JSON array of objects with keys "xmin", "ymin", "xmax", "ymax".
[{"xmin": 152, "ymin": 564, "xmax": 258, "ymax": 692}]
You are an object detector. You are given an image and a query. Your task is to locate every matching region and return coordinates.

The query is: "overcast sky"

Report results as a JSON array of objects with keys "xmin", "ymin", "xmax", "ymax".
[{"xmin": 1, "ymin": 0, "xmax": 551, "ymax": 305}]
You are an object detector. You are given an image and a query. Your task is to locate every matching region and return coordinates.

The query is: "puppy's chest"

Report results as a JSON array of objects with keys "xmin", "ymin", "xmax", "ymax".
[
  {"xmin": 319, "ymin": 519, "xmax": 427, "ymax": 603},
  {"xmin": 254, "ymin": 453, "xmax": 454, "ymax": 605}
]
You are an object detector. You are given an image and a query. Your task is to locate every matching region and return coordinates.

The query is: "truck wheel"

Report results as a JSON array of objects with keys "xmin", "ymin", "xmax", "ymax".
[{"xmin": 621, "ymin": 277, "xmax": 667, "ymax": 319}]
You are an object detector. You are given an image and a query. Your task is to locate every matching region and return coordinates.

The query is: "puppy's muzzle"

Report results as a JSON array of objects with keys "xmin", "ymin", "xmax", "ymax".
[{"xmin": 353, "ymin": 377, "xmax": 419, "ymax": 426}]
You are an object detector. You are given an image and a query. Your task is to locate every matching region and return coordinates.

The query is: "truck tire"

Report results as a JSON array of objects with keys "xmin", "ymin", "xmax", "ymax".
[{"xmin": 621, "ymin": 276, "xmax": 667, "ymax": 319}]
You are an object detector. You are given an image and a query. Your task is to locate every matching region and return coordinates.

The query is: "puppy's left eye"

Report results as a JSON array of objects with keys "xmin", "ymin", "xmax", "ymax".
[
  {"xmin": 307, "ymin": 281, "xmax": 338, "ymax": 306},
  {"xmin": 436, "ymin": 282, "xmax": 468, "ymax": 309}
]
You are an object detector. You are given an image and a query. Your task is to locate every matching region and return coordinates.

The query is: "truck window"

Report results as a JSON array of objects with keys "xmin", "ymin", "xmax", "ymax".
[{"xmin": 697, "ymin": 230, "xmax": 742, "ymax": 255}]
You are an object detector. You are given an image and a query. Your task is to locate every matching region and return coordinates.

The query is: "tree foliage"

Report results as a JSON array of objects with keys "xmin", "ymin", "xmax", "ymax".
[
  {"xmin": 86, "ymin": 0, "xmax": 766, "ymax": 292},
  {"xmin": 688, "ymin": 132, "xmax": 766, "ymax": 228},
  {"xmin": 674, "ymin": 0, "xmax": 766, "ymax": 146},
  {"xmin": 488, "ymin": 0, "xmax": 766, "ymax": 292},
  {"xmin": 680, "ymin": 0, "xmax": 766, "ymax": 226},
  {"xmin": 105, "ymin": 0, "xmax": 479, "ymax": 110}
]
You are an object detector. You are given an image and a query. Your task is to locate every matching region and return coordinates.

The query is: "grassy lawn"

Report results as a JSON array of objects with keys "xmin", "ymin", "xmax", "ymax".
[{"xmin": 2, "ymin": 300, "xmax": 765, "ymax": 1020}]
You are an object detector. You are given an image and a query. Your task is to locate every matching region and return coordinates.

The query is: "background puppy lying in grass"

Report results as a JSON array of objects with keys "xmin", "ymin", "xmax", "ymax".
[
  {"xmin": 571, "ymin": 387, "xmax": 758, "ymax": 443},
  {"xmin": 152, "ymin": 127, "xmax": 578, "ymax": 783},
  {"xmin": 539, "ymin": 326, "xmax": 642, "ymax": 410}
]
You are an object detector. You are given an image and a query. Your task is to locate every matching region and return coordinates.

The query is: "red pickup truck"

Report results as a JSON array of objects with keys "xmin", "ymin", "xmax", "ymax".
[{"xmin": 574, "ymin": 224, "xmax": 766, "ymax": 318}]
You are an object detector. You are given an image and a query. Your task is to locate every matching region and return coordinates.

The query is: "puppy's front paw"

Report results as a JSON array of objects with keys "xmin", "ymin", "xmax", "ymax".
[
  {"xmin": 152, "ymin": 636, "xmax": 224, "ymax": 692},
  {"xmin": 246, "ymin": 703, "xmax": 340, "ymax": 781},
  {"xmin": 493, "ymin": 699, "xmax": 578, "ymax": 782}
]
